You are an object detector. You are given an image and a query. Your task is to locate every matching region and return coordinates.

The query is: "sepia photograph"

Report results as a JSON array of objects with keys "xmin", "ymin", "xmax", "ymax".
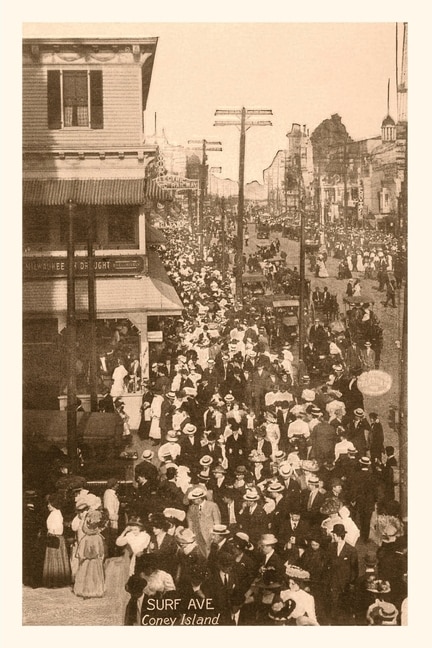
[{"xmin": 15, "ymin": 15, "xmax": 413, "ymax": 630}]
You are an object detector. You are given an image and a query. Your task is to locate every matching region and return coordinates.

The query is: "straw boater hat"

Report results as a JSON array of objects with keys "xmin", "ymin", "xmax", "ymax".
[
  {"xmin": 212, "ymin": 524, "xmax": 230, "ymax": 537},
  {"xmin": 369, "ymin": 602, "xmax": 398, "ymax": 624},
  {"xmin": 243, "ymin": 488, "xmax": 261, "ymax": 502},
  {"xmin": 267, "ymin": 481, "xmax": 285, "ymax": 494},
  {"xmin": 188, "ymin": 486, "xmax": 207, "ymax": 501},
  {"xmin": 165, "ymin": 430, "xmax": 178, "ymax": 442},
  {"xmin": 232, "ymin": 532, "xmax": 254, "ymax": 551},
  {"xmin": 141, "ymin": 449, "xmax": 154, "ymax": 460},
  {"xmin": 199, "ymin": 455, "xmax": 213, "ymax": 467},
  {"xmin": 278, "ymin": 462, "xmax": 293, "ymax": 479},
  {"xmin": 259, "ymin": 533, "xmax": 278, "ymax": 546},
  {"xmin": 183, "ymin": 423, "xmax": 197, "ymax": 436}
]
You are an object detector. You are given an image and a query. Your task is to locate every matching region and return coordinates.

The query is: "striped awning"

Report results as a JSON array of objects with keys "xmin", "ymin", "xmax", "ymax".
[{"xmin": 23, "ymin": 177, "xmax": 172, "ymax": 206}]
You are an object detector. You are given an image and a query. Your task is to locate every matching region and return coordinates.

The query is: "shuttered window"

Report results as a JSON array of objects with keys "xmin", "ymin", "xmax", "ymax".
[{"xmin": 47, "ymin": 69, "xmax": 104, "ymax": 130}]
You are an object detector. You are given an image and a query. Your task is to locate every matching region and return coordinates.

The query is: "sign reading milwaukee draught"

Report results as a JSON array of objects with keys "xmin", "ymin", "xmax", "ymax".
[{"xmin": 24, "ymin": 255, "xmax": 146, "ymax": 279}]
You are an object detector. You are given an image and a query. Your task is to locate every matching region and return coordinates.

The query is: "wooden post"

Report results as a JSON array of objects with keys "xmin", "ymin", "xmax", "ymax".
[
  {"xmin": 236, "ymin": 107, "xmax": 246, "ymax": 303},
  {"xmin": 87, "ymin": 207, "xmax": 98, "ymax": 412},
  {"xmin": 66, "ymin": 199, "xmax": 78, "ymax": 473}
]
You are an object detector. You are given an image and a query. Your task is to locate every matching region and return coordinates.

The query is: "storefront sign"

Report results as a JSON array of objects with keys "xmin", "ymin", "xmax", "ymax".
[
  {"xmin": 358, "ymin": 180, "xmax": 364, "ymax": 219},
  {"xmin": 147, "ymin": 331, "xmax": 163, "ymax": 342},
  {"xmin": 23, "ymin": 255, "xmax": 146, "ymax": 279},
  {"xmin": 155, "ymin": 174, "xmax": 199, "ymax": 191}
]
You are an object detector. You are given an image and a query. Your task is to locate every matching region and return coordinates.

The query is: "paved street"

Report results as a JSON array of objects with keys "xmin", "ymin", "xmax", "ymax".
[{"xmin": 247, "ymin": 223, "xmax": 402, "ymax": 452}]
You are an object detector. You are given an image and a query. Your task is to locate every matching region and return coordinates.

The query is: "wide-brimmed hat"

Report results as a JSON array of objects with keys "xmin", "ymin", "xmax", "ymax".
[
  {"xmin": 128, "ymin": 516, "xmax": 145, "ymax": 529},
  {"xmin": 366, "ymin": 579, "xmax": 391, "ymax": 594},
  {"xmin": 183, "ymin": 423, "xmax": 197, "ymax": 436},
  {"xmin": 82, "ymin": 509, "xmax": 108, "ymax": 535},
  {"xmin": 371, "ymin": 602, "xmax": 398, "ymax": 623},
  {"xmin": 249, "ymin": 450, "xmax": 268, "ymax": 463},
  {"xmin": 285, "ymin": 564, "xmax": 310, "ymax": 581},
  {"xmin": 141, "ymin": 449, "xmax": 154, "ymax": 460},
  {"xmin": 268, "ymin": 600, "xmax": 296, "ymax": 622},
  {"xmin": 224, "ymin": 394, "xmax": 235, "ymax": 403},
  {"xmin": 302, "ymin": 389, "xmax": 316, "ymax": 402},
  {"xmin": 163, "ymin": 508, "xmax": 186, "ymax": 524},
  {"xmin": 320, "ymin": 497, "xmax": 342, "ymax": 515},
  {"xmin": 307, "ymin": 474, "xmax": 320, "ymax": 485},
  {"xmin": 301, "ymin": 459, "xmax": 320, "ymax": 473},
  {"xmin": 188, "ymin": 486, "xmax": 207, "ymax": 501}
]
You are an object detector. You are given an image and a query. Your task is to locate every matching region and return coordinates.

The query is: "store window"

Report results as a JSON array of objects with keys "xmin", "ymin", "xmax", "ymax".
[
  {"xmin": 47, "ymin": 69, "xmax": 103, "ymax": 129},
  {"xmin": 60, "ymin": 207, "xmax": 94, "ymax": 245},
  {"xmin": 107, "ymin": 206, "xmax": 137, "ymax": 246},
  {"xmin": 23, "ymin": 207, "xmax": 50, "ymax": 246}
]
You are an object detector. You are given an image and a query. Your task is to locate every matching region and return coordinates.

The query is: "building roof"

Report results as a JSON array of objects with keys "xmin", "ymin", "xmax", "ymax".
[
  {"xmin": 23, "ymin": 177, "xmax": 171, "ymax": 206},
  {"xmin": 381, "ymin": 114, "xmax": 396, "ymax": 127}
]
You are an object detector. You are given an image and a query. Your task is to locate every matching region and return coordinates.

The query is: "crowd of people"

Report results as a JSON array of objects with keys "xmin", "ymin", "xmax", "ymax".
[{"xmin": 22, "ymin": 214, "xmax": 406, "ymax": 626}]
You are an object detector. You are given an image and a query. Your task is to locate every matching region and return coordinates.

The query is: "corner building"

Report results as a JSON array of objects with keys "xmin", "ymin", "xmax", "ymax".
[{"xmin": 22, "ymin": 38, "xmax": 183, "ymax": 412}]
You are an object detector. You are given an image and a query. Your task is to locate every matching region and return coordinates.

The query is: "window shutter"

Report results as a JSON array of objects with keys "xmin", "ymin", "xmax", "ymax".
[
  {"xmin": 47, "ymin": 70, "xmax": 61, "ymax": 129},
  {"xmin": 90, "ymin": 70, "xmax": 103, "ymax": 129}
]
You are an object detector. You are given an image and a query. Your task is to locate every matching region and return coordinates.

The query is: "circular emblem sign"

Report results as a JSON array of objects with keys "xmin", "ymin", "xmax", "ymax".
[{"xmin": 357, "ymin": 370, "xmax": 392, "ymax": 397}]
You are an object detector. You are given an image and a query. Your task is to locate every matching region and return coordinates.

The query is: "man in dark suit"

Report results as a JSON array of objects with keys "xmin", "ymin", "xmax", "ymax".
[
  {"xmin": 238, "ymin": 489, "xmax": 269, "ymax": 545},
  {"xmin": 201, "ymin": 549, "xmax": 243, "ymax": 625},
  {"xmin": 218, "ymin": 486, "xmax": 243, "ymax": 529},
  {"xmin": 300, "ymin": 474, "xmax": 326, "ymax": 526},
  {"xmin": 250, "ymin": 363, "xmax": 270, "ymax": 416},
  {"xmin": 225, "ymin": 421, "xmax": 247, "ymax": 473},
  {"xmin": 256, "ymin": 533, "xmax": 285, "ymax": 583},
  {"xmin": 309, "ymin": 417, "xmax": 338, "ymax": 465},
  {"xmin": 326, "ymin": 523, "xmax": 359, "ymax": 625},
  {"xmin": 178, "ymin": 424, "xmax": 202, "ymax": 467},
  {"xmin": 276, "ymin": 401, "xmax": 291, "ymax": 451},
  {"xmin": 249, "ymin": 427, "xmax": 273, "ymax": 459},
  {"xmin": 368, "ymin": 413, "xmax": 384, "ymax": 464},
  {"xmin": 276, "ymin": 510, "xmax": 310, "ymax": 549},
  {"xmin": 148, "ymin": 512, "xmax": 179, "ymax": 577}
]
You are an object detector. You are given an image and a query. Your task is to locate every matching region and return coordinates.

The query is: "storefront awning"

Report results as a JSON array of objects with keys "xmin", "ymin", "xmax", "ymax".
[
  {"xmin": 23, "ymin": 252, "xmax": 183, "ymax": 317},
  {"xmin": 23, "ymin": 177, "xmax": 172, "ymax": 206},
  {"xmin": 146, "ymin": 222, "xmax": 167, "ymax": 245}
]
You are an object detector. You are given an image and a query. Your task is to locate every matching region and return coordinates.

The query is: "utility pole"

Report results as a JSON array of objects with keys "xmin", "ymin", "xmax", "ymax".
[
  {"xmin": 298, "ymin": 163, "xmax": 306, "ymax": 365},
  {"xmin": 221, "ymin": 196, "xmax": 227, "ymax": 279},
  {"xmin": 66, "ymin": 199, "xmax": 78, "ymax": 473},
  {"xmin": 87, "ymin": 208, "xmax": 98, "ymax": 412},
  {"xmin": 214, "ymin": 107, "xmax": 272, "ymax": 303},
  {"xmin": 188, "ymin": 139, "xmax": 222, "ymax": 256}
]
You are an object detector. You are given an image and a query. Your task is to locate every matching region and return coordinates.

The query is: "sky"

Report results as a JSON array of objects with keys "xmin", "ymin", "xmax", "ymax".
[{"xmin": 22, "ymin": 22, "xmax": 399, "ymax": 183}]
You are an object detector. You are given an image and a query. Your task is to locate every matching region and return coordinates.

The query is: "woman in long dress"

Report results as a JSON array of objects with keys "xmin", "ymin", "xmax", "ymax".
[
  {"xmin": 356, "ymin": 251, "xmax": 365, "ymax": 272},
  {"xmin": 73, "ymin": 509, "xmax": 107, "ymax": 599},
  {"xmin": 317, "ymin": 258, "xmax": 329, "ymax": 278},
  {"xmin": 110, "ymin": 357, "xmax": 129, "ymax": 398},
  {"xmin": 42, "ymin": 493, "xmax": 71, "ymax": 588}
]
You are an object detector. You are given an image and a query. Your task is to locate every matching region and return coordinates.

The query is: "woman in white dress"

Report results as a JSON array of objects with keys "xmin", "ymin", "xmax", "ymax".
[
  {"xmin": 110, "ymin": 357, "xmax": 129, "ymax": 398},
  {"xmin": 317, "ymin": 258, "xmax": 329, "ymax": 278},
  {"xmin": 278, "ymin": 565, "xmax": 319, "ymax": 625},
  {"xmin": 356, "ymin": 251, "xmax": 364, "ymax": 272},
  {"xmin": 116, "ymin": 516, "xmax": 151, "ymax": 578},
  {"xmin": 149, "ymin": 391, "xmax": 164, "ymax": 443}
]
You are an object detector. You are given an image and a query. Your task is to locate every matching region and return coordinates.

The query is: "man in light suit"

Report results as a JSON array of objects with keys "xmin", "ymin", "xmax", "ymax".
[
  {"xmin": 186, "ymin": 486, "xmax": 221, "ymax": 558},
  {"xmin": 360, "ymin": 341, "xmax": 376, "ymax": 372}
]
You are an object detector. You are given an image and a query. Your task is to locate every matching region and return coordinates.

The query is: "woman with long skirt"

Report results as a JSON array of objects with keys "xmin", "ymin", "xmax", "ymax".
[
  {"xmin": 42, "ymin": 493, "xmax": 71, "ymax": 588},
  {"xmin": 73, "ymin": 509, "xmax": 108, "ymax": 599}
]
